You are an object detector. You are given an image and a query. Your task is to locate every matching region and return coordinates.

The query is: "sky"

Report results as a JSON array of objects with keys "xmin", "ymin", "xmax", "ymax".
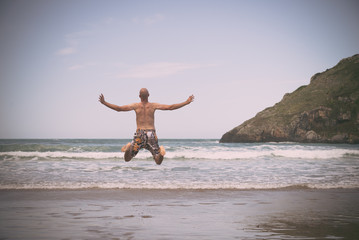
[{"xmin": 0, "ymin": 0, "xmax": 358, "ymax": 139}]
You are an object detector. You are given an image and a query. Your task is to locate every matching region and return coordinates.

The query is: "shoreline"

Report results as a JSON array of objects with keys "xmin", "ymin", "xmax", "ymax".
[
  {"xmin": 1, "ymin": 186, "xmax": 359, "ymax": 192},
  {"xmin": 1, "ymin": 185, "xmax": 358, "ymax": 191},
  {"xmin": 1, "ymin": 188, "xmax": 358, "ymax": 239}
]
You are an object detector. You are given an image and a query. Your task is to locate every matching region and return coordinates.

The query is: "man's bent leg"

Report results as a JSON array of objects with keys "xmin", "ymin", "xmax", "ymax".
[
  {"xmin": 124, "ymin": 143, "xmax": 132, "ymax": 162},
  {"xmin": 154, "ymin": 154, "xmax": 163, "ymax": 165},
  {"xmin": 154, "ymin": 146, "xmax": 166, "ymax": 165},
  {"xmin": 145, "ymin": 130, "xmax": 165, "ymax": 165},
  {"xmin": 124, "ymin": 143, "xmax": 133, "ymax": 162},
  {"xmin": 124, "ymin": 130, "xmax": 145, "ymax": 162}
]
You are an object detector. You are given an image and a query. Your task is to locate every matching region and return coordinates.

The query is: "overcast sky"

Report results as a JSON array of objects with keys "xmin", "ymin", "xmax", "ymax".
[{"xmin": 1, "ymin": 0, "xmax": 358, "ymax": 139}]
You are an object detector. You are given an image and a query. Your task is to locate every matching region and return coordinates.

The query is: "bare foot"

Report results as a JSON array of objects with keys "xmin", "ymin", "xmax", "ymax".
[
  {"xmin": 121, "ymin": 142, "xmax": 131, "ymax": 152},
  {"xmin": 159, "ymin": 146, "xmax": 166, "ymax": 156}
]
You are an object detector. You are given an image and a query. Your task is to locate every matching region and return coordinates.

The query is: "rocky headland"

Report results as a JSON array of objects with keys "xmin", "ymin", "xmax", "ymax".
[{"xmin": 220, "ymin": 54, "xmax": 359, "ymax": 143}]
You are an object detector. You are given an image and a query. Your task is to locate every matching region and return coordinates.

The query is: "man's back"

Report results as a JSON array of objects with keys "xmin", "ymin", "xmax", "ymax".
[{"xmin": 133, "ymin": 102, "xmax": 156, "ymax": 130}]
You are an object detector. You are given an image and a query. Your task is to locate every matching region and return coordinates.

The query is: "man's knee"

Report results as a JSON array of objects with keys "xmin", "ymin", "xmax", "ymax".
[
  {"xmin": 124, "ymin": 155, "xmax": 132, "ymax": 162},
  {"xmin": 154, "ymin": 146, "xmax": 165, "ymax": 165},
  {"xmin": 124, "ymin": 147, "xmax": 133, "ymax": 162},
  {"xmin": 154, "ymin": 154, "xmax": 163, "ymax": 165}
]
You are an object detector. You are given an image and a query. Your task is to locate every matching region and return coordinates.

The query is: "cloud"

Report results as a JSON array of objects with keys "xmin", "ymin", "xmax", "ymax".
[
  {"xmin": 68, "ymin": 62, "xmax": 97, "ymax": 70},
  {"xmin": 104, "ymin": 17, "xmax": 115, "ymax": 25},
  {"xmin": 68, "ymin": 64, "xmax": 85, "ymax": 70},
  {"xmin": 132, "ymin": 14, "xmax": 164, "ymax": 25},
  {"xmin": 144, "ymin": 14, "xmax": 164, "ymax": 25},
  {"xmin": 66, "ymin": 30, "xmax": 92, "ymax": 40},
  {"xmin": 117, "ymin": 62, "xmax": 212, "ymax": 79},
  {"xmin": 56, "ymin": 30, "xmax": 92, "ymax": 56},
  {"xmin": 56, "ymin": 47, "xmax": 76, "ymax": 56}
]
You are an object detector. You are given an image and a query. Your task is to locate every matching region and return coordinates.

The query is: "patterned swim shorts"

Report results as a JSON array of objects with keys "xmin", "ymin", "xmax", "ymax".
[{"xmin": 130, "ymin": 129, "xmax": 160, "ymax": 158}]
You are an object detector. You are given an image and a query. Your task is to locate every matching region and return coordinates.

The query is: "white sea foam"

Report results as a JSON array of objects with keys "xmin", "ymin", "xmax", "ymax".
[
  {"xmin": 1, "ymin": 140, "xmax": 359, "ymax": 190},
  {"xmin": 1, "ymin": 181, "xmax": 358, "ymax": 190},
  {"xmin": 0, "ymin": 151, "xmax": 123, "ymax": 159},
  {"xmin": 1, "ymin": 147, "xmax": 358, "ymax": 160}
]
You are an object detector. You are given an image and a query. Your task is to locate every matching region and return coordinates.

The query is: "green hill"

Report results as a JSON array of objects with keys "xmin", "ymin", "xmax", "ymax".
[{"xmin": 220, "ymin": 54, "xmax": 359, "ymax": 143}]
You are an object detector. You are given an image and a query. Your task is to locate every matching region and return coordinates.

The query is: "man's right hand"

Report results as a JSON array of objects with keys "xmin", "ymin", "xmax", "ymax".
[{"xmin": 187, "ymin": 95, "xmax": 195, "ymax": 103}]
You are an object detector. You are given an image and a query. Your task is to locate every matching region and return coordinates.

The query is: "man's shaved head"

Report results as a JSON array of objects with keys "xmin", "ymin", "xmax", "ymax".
[{"xmin": 139, "ymin": 88, "xmax": 149, "ymax": 100}]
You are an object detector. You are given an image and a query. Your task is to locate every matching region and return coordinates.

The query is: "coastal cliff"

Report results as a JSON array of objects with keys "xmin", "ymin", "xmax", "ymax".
[{"xmin": 220, "ymin": 54, "xmax": 359, "ymax": 143}]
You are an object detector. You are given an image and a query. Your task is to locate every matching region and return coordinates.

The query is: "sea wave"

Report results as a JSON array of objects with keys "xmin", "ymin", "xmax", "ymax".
[
  {"xmin": 2, "ymin": 140, "xmax": 358, "ymax": 192},
  {"xmin": 0, "ymin": 151, "xmax": 123, "ymax": 160},
  {"xmin": 0, "ymin": 144, "xmax": 120, "ymax": 153},
  {"xmin": 1, "ymin": 182, "xmax": 358, "ymax": 190},
  {"xmin": 1, "ymin": 147, "xmax": 359, "ymax": 160}
]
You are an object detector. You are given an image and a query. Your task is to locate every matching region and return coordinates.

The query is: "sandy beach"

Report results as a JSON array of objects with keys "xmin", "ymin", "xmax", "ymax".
[{"xmin": 0, "ymin": 189, "xmax": 358, "ymax": 240}]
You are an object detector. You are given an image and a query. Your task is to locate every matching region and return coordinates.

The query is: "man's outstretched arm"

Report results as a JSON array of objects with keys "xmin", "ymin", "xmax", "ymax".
[
  {"xmin": 155, "ymin": 95, "xmax": 194, "ymax": 111},
  {"xmin": 99, "ymin": 94, "xmax": 134, "ymax": 112}
]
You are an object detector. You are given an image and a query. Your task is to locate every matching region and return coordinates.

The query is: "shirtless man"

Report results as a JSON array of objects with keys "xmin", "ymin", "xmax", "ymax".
[{"xmin": 99, "ymin": 88, "xmax": 194, "ymax": 165}]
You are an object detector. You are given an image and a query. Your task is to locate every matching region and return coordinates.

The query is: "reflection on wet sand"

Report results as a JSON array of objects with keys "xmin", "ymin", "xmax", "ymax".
[
  {"xmin": 0, "ymin": 189, "xmax": 358, "ymax": 239},
  {"xmin": 253, "ymin": 212, "xmax": 359, "ymax": 239}
]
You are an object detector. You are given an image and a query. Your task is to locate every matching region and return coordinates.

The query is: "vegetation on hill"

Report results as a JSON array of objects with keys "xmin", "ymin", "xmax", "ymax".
[{"xmin": 220, "ymin": 54, "xmax": 359, "ymax": 143}]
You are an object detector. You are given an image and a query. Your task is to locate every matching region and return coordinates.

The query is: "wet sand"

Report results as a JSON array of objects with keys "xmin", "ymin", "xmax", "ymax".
[{"xmin": 0, "ymin": 189, "xmax": 358, "ymax": 239}]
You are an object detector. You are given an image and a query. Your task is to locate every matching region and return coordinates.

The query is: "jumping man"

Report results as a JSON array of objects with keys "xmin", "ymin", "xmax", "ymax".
[{"xmin": 99, "ymin": 88, "xmax": 194, "ymax": 165}]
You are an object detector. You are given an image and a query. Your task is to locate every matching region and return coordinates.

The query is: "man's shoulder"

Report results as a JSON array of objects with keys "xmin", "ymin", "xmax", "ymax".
[
  {"xmin": 148, "ymin": 102, "xmax": 162, "ymax": 108},
  {"xmin": 132, "ymin": 102, "xmax": 157, "ymax": 109},
  {"xmin": 126, "ymin": 102, "xmax": 140, "ymax": 110}
]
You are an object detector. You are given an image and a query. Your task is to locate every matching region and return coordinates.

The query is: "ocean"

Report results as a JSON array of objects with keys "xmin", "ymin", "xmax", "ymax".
[
  {"xmin": 1, "ymin": 139, "xmax": 359, "ymax": 239},
  {"xmin": 1, "ymin": 139, "xmax": 359, "ymax": 190}
]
